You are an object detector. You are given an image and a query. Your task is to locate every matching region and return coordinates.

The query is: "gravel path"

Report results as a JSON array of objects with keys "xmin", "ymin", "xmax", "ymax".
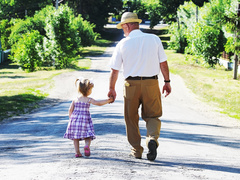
[{"xmin": 0, "ymin": 27, "xmax": 240, "ymax": 180}]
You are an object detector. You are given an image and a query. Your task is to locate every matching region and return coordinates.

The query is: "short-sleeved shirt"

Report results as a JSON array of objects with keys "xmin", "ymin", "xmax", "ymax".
[{"xmin": 109, "ymin": 29, "xmax": 167, "ymax": 79}]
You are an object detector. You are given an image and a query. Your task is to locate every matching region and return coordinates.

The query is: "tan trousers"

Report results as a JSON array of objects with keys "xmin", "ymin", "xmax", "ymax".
[{"xmin": 123, "ymin": 79, "xmax": 162, "ymax": 156}]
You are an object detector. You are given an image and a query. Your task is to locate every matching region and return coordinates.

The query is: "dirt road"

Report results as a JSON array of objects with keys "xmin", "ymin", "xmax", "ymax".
[{"xmin": 0, "ymin": 27, "xmax": 240, "ymax": 180}]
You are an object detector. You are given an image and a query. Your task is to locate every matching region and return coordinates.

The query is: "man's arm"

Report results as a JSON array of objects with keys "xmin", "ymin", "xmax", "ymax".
[
  {"xmin": 108, "ymin": 69, "xmax": 119, "ymax": 102},
  {"xmin": 160, "ymin": 61, "xmax": 171, "ymax": 97}
]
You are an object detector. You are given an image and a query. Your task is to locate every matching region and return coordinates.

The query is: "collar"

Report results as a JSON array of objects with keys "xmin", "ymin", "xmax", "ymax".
[{"xmin": 128, "ymin": 29, "xmax": 142, "ymax": 38}]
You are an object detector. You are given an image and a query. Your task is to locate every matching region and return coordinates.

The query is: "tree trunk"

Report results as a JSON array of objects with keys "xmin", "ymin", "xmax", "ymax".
[
  {"xmin": 233, "ymin": 54, "xmax": 239, "ymax": 79},
  {"xmin": 196, "ymin": 6, "xmax": 198, "ymax": 22}
]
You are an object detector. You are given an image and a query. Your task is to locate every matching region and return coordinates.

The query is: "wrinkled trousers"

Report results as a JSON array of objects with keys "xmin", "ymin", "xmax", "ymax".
[{"xmin": 124, "ymin": 79, "xmax": 162, "ymax": 156}]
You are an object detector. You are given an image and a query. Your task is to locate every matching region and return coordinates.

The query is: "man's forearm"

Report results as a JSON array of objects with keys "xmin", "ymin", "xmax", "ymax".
[
  {"xmin": 160, "ymin": 61, "xmax": 170, "ymax": 81},
  {"xmin": 109, "ymin": 69, "xmax": 119, "ymax": 90}
]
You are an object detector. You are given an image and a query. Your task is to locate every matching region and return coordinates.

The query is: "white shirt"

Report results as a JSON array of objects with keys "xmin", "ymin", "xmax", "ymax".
[{"xmin": 109, "ymin": 29, "xmax": 167, "ymax": 79}]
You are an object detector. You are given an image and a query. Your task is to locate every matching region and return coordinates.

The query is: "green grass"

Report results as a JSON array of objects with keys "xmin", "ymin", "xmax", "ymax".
[
  {"xmin": 0, "ymin": 38, "xmax": 111, "ymax": 121},
  {"xmin": 166, "ymin": 50, "xmax": 240, "ymax": 120},
  {"xmin": 1, "ymin": 30, "xmax": 239, "ymax": 122},
  {"xmin": 0, "ymin": 63, "xmax": 68, "ymax": 120}
]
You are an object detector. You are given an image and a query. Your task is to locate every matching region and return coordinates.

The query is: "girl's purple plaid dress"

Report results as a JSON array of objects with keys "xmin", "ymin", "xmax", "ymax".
[{"xmin": 64, "ymin": 101, "xmax": 96, "ymax": 140}]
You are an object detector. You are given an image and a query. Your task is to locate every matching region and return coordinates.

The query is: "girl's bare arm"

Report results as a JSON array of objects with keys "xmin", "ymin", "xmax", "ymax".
[
  {"xmin": 89, "ymin": 97, "xmax": 113, "ymax": 106},
  {"xmin": 68, "ymin": 101, "xmax": 75, "ymax": 118}
]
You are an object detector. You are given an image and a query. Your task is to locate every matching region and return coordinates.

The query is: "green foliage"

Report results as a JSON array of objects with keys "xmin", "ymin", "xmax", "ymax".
[
  {"xmin": 158, "ymin": 0, "xmax": 186, "ymax": 23},
  {"xmin": 148, "ymin": 4, "xmax": 162, "ymax": 29},
  {"xmin": 128, "ymin": 0, "xmax": 148, "ymax": 21},
  {"xmin": 72, "ymin": 15, "xmax": 97, "ymax": 47},
  {"xmin": 168, "ymin": 0, "xmax": 231, "ymax": 67},
  {"xmin": 0, "ymin": 19, "xmax": 12, "ymax": 50},
  {"xmin": 192, "ymin": 0, "xmax": 209, "ymax": 7},
  {"xmin": 0, "ymin": 0, "xmax": 53, "ymax": 20},
  {"xmin": 67, "ymin": 0, "xmax": 123, "ymax": 31},
  {"xmin": 168, "ymin": 23, "xmax": 187, "ymax": 53},
  {"xmin": 168, "ymin": 2, "xmax": 197, "ymax": 53},
  {"xmin": 9, "ymin": 17, "xmax": 37, "ymax": 46},
  {"xmin": 9, "ymin": 5, "xmax": 97, "ymax": 72},
  {"xmin": 222, "ymin": 0, "xmax": 240, "ymax": 55},
  {"xmin": 11, "ymin": 30, "xmax": 42, "ymax": 72},
  {"xmin": 42, "ymin": 5, "xmax": 79, "ymax": 69},
  {"xmin": 185, "ymin": 22, "xmax": 225, "ymax": 67}
]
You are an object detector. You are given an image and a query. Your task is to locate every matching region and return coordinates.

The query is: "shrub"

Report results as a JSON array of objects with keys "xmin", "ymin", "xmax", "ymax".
[
  {"xmin": 11, "ymin": 30, "xmax": 42, "ymax": 72},
  {"xmin": 9, "ymin": 5, "xmax": 97, "ymax": 71},
  {"xmin": 168, "ymin": 22, "xmax": 187, "ymax": 53},
  {"xmin": 185, "ymin": 23, "xmax": 225, "ymax": 67},
  {"xmin": 38, "ymin": 5, "xmax": 80, "ymax": 69},
  {"xmin": 72, "ymin": 14, "xmax": 97, "ymax": 47},
  {"xmin": 0, "ymin": 19, "xmax": 12, "ymax": 50}
]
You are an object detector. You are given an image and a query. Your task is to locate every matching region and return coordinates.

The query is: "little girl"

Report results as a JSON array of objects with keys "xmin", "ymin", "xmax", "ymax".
[{"xmin": 64, "ymin": 77, "xmax": 113, "ymax": 158}]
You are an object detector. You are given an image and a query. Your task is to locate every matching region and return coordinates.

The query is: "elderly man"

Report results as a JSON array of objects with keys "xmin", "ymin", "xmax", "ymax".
[{"xmin": 108, "ymin": 12, "xmax": 171, "ymax": 161}]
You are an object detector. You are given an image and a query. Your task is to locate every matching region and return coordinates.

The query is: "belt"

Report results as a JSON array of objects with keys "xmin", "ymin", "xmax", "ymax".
[{"xmin": 126, "ymin": 75, "xmax": 158, "ymax": 80}]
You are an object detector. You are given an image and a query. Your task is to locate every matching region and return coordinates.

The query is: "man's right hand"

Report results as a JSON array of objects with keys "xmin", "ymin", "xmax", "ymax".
[{"xmin": 108, "ymin": 89, "xmax": 116, "ymax": 103}]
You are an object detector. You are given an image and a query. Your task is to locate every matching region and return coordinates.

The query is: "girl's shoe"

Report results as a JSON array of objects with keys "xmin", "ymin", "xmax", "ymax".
[
  {"xmin": 84, "ymin": 146, "xmax": 90, "ymax": 156},
  {"xmin": 75, "ymin": 153, "xmax": 83, "ymax": 158}
]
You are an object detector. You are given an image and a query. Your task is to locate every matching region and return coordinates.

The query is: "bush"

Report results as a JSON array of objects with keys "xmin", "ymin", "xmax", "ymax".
[
  {"xmin": 168, "ymin": 22, "xmax": 187, "ymax": 53},
  {"xmin": 11, "ymin": 30, "xmax": 42, "ymax": 72},
  {"xmin": 9, "ymin": 5, "xmax": 97, "ymax": 71},
  {"xmin": 72, "ymin": 15, "xmax": 97, "ymax": 47},
  {"xmin": 185, "ymin": 23, "xmax": 225, "ymax": 67},
  {"xmin": 0, "ymin": 19, "xmax": 12, "ymax": 50},
  {"xmin": 39, "ymin": 5, "xmax": 80, "ymax": 69},
  {"xmin": 9, "ymin": 18, "xmax": 36, "ymax": 46}
]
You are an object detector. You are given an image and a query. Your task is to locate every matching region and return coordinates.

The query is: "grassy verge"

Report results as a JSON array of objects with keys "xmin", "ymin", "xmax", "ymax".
[
  {"xmin": 166, "ymin": 50, "xmax": 240, "ymax": 120},
  {"xmin": 1, "ymin": 29, "xmax": 239, "ymax": 122},
  {"xmin": 0, "ymin": 39, "xmax": 112, "ymax": 121}
]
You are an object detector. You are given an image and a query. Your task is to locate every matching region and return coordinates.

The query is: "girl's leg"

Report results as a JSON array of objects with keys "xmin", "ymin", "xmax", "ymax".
[
  {"xmin": 85, "ymin": 138, "xmax": 91, "ymax": 147},
  {"xmin": 73, "ymin": 139, "xmax": 82, "ymax": 157},
  {"xmin": 84, "ymin": 138, "xmax": 91, "ymax": 156}
]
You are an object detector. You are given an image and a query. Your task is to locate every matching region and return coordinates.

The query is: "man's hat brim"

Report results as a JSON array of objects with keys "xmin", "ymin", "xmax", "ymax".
[{"xmin": 116, "ymin": 19, "xmax": 142, "ymax": 29}]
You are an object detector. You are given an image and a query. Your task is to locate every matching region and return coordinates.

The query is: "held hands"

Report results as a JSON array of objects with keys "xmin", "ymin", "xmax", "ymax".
[
  {"xmin": 108, "ymin": 89, "xmax": 116, "ymax": 103},
  {"xmin": 108, "ymin": 96, "xmax": 114, "ymax": 103}
]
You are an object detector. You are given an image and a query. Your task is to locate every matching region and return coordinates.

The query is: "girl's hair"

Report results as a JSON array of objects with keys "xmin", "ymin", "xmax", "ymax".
[{"xmin": 75, "ymin": 78, "xmax": 94, "ymax": 96}]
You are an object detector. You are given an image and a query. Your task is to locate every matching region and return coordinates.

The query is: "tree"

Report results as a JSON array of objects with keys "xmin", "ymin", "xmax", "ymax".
[
  {"xmin": 0, "ymin": 19, "xmax": 12, "ymax": 50},
  {"xmin": 222, "ymin": 0, "xmax": 240, "ymax": 79},
  {"xmin": 192, "ymin": 0, "xmax": 209, "ymax": 7},
  {"xmin": 186, "ymin": 22, "xmax": 225, "ymax": 67},
  {"xmin": 0, "ymin": 0, "xmax": 52, "ymax": 20},
  {"xmin": 127, "ymin": 0, "xmax": 148, "ymax": 21},
  {"xmin": 169, "ymin": 1, "xmax": 226, "ymax": 67},
  {"xmin": 158, "ymin": 0, "xmax": 186, "ymax": 23},
  {"xmin": 66, "ymin": 0, "xmax": 122, "ymax": 31},
  {"xmin": 150, "ymin": 0, "xmax": 209, "ymax": 25}
]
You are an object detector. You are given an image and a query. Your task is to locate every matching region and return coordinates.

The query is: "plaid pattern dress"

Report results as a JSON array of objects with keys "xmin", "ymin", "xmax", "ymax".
[{"xmin": 64, "ymin": 101, "xmax": 96, "ymax": 140}]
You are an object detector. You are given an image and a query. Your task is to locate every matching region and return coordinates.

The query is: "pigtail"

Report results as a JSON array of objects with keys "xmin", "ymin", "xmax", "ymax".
[{"xmin": 75, "ymin": 77, "xmax": 94, "ymax": 96}]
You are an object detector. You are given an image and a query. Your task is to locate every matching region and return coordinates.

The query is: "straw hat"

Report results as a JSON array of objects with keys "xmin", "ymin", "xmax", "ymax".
[{"xmin": 116, "ymin": 12, "xmax": 142, "ymax": 29}]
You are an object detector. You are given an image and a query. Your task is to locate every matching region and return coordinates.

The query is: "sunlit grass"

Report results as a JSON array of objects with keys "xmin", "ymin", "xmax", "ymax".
[
  {"xmin": 0, "ymin": 38, "xmax": 111, "ymax": 121},
  {"xmin": 166, "ymin": 50, "xmax": 240, "ymax": 120}
]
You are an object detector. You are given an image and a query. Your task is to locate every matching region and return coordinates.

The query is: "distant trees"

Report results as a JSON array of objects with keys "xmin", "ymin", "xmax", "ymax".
[
  {"xmin": 0, "ymin": 0, "xmax": 53, "ymax": 20},
  {"xmin": 1, "ymin": 0, "xmax": 239, "ymax": 70},
  {"xmin": 168, "ymin": 0, "xmax": 239, "ymax": 67},
  {"xmin": 0, "ymin": 1, "xmax": 124, "ymax": 72},
  {"xmin": 66, "ymin": 0, "xmax": 123, "ymax": 31},
  {"xmin": 0, "ymin": 0, "xmax": 123, "ymax": 31}
]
